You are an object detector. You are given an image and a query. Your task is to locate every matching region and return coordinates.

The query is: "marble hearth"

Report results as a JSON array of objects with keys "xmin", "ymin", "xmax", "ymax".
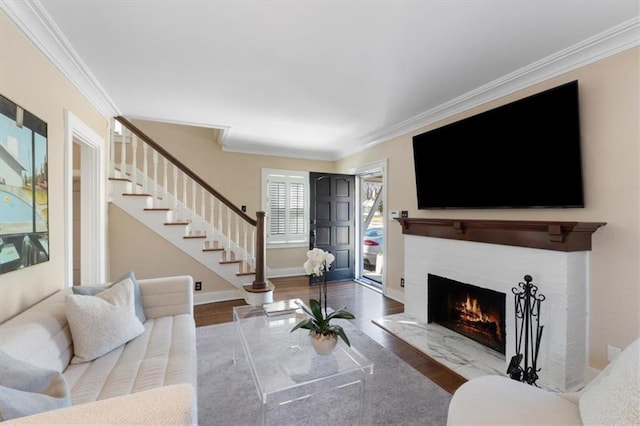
[{"xmin": 388, "ymin": 219, "xmax": 605, "ymax": 392}]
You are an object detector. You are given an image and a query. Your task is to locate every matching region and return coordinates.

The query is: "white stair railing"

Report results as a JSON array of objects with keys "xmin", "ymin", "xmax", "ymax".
[{"xmin": 110, "ymin": 117, "xmax": 262, "ymax": 276}]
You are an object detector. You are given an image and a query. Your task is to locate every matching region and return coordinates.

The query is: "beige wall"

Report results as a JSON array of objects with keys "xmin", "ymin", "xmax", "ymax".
[
  {"xmin": 336, "ymin": 47, "xmax": 640, "ymax": 369},
  {"xmin": 0, "ymin": 12, "xmax": 108, "ymax": 322},
  {"xmin": 110, "ymin": 119, "xmax": 335, "ymax": 274}
]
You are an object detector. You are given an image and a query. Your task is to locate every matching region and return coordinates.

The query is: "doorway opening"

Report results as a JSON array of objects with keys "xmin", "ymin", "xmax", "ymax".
[
  {"xmin": 353, "ymin": 160, "xmax": 386, "ymax": 292},
  {"xmin": 64, "ymin": 110, "xmax": 105, "ymax": 286},
  {"xmin": 72, "ymin": 142, "xmax": 81, "ymax": 285},
  {"xmin": 359, "ymin": 172, "xmax": 383, "ymax": 289}
]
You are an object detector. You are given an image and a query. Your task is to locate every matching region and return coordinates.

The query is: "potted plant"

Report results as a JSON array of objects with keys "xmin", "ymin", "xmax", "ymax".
[{"xmin": 291, "ymin": 248, "xmax": 356, "ymax": 355}]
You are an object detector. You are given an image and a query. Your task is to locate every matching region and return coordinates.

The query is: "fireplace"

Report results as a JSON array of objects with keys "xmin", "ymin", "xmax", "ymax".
[
  {"xmin": 397, "ymin": 218, "xmax": 605, "ymax": 392},
  {"xmin": 428, "ymin": 274, "xmax": 506, "ymax": 354}
]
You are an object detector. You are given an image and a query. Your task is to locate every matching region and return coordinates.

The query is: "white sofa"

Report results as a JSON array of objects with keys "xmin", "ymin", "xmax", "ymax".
[
  {"xmin": 447, "ymin": 337, "xmax": 639, "ymax": 425},
  {"xmin": 0, "ymin": 275, "xmax": 197, "ymax": 425}
]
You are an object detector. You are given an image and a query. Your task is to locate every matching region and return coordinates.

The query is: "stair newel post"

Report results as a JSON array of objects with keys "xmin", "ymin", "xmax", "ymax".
[
  {"xmin": 152, "ymin": 150, "xmax": 159, "ymax": 202},
  {"xmin": 251, "ymin": 228, "xmax": 256, "ymax": 269},
  {"xmin": 142, "ymin": 143, "xmax": 149, "ymax": 194},
  {"xmin": 252, "ymin": 211, "xmax": 267, "ymax": 289}
]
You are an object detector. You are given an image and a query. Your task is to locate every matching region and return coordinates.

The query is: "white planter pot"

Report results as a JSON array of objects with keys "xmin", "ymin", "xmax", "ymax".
[{"xmin": 309, "ymin": 332, "xmax": 338, "ymax": 355}]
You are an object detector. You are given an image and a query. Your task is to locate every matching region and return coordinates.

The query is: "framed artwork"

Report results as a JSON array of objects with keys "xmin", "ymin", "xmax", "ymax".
[{"xmin": 0, "ymin": 94, "xmax": 49, "ymax": 274}]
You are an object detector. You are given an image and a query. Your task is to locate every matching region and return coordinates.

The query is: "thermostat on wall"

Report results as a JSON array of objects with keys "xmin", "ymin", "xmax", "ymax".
[{"xmin": 390, "ymin": 210, "xmax": 400, "ymax": 219}]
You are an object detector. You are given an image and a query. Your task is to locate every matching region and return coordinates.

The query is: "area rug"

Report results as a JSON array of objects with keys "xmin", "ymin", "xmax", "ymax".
[{"xmin": 197, "ymin": 321, "xmax": 451, "ymax": 426}]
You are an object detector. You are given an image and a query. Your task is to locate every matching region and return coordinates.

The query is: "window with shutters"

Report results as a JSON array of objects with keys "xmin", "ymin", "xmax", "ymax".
[{"xmin": 262, "ymin": 169, "xmax": 309, "ymax": 247}]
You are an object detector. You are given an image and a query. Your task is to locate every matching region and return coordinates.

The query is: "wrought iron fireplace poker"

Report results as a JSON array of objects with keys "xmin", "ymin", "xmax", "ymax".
[{"xmin": 507, "ymin": 275, "xmax": 545, "ymax": 386}]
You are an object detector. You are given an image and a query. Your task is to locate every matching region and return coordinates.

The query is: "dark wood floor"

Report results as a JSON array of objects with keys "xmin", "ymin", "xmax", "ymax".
[{"xmin": 194, "ymin": 276, "xmax": 466, "ymax": 394}]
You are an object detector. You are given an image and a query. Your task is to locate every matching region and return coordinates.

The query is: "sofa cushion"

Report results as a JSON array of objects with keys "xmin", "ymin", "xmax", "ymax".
[
  {"xmin": 63, "ymin": 314, "xmax": 197, "ymax": 405},
  {"xmin": 66, "ymin": 279, "xmax": 145, "ymax": 364},
  {"xmin": 579, "ymin": 338, "xmax": 639, "ymax": 424},
  {"xmin": 0, "ymin": 350, "xmax": 71, "ymax": 421},
  {"xmin": 72, "ymin": 271, "xmax": 147, "ymax": 324},
  {"xmin": 0, "ymin": 290, "xmax": 72, "ymax": 373}
]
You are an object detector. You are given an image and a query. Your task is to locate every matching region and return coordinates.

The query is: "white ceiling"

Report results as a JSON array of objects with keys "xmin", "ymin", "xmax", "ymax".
[{"xmin": 12, "ymin": 1, "xmax": 640, "ymax": 160}]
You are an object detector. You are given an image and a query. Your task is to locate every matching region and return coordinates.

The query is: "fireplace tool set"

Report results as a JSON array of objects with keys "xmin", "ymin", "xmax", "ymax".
[{"xmin": 507, "ymin": 275, "xmax": 546, "ymax": 386}]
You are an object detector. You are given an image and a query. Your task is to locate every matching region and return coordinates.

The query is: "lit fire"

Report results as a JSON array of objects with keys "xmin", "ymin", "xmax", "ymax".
[{"xmin": 457, "ymin": 294, "xmax": 502, "ymax": 341}]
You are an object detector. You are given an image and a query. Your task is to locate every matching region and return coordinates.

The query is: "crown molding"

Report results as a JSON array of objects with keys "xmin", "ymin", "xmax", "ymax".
[
  {"xmin": 338, "ymin": 16, "xmax": 640, "ymax": 160},
  {"xmin": 1, "ymin": 0, "xmax": 120, "ymax": 118},
  {"xmin": 3, "ymin": 0, "xmax": 637, "ymax": 161},
  {"xmin": 220, "ymin": 139, "xmax": 337, "ymax": 162}
]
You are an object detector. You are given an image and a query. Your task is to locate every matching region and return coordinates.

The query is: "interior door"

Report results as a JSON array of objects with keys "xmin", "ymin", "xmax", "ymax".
[{"xmin": 309, "ymin": 172, "xmax": 355, "ymax": 283}]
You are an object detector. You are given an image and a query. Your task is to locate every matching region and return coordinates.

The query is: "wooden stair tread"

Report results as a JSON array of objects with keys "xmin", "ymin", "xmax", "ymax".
[
  {"xmin": 145, "ymin": 208, "xmax": 170, "ymax": 211},
  {"xmin": 203, "ymin": 247, "xmax": 224, "ymax": 252},
  {"xmin": 236, "ymin": 271, "xmax": 256, "ymax": 276},
  {"xmin": 220, "ymin": 259, "xmax": 241, "ymax": 264},
  {"xmin": 122, "ymin": 193, "xmax": 152, "ymax": 197},
  {"xmin": 109, "ymin": 177, "xmax": 131, "ymax": 182},
  {"xmin": 164, "ymin": 222, "xmax": 189, "ymax": 225},
  {"xmin": 184, "ymin": 235, "xmax": 206, "ymax": 239}
]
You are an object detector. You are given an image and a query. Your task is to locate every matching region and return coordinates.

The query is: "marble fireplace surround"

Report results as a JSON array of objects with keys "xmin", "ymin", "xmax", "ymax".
[{"xmin": 391, "ymin": 218, "xmax": 605, "ymax": 392}]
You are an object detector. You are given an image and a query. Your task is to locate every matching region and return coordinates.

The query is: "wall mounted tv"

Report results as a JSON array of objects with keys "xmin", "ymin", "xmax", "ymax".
[{"xmin": 412, "ymin": 80, "xmax": 584, "ymax": 209}]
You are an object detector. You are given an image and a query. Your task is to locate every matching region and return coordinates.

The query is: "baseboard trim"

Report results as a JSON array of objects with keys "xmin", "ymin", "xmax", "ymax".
[
  {"xmin": 194, "ymin": 289, "xmax": 243, "ymax": 305},
  {"xmin": 384, "ymin": 287, "xmax": 404, "ymax": 304},
  {"xmin": 268, "ymin": 267, "xmax": 306, "ymax": 278}
]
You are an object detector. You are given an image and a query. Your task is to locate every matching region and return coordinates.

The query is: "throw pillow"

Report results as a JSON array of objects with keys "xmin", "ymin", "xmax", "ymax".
[
  {"xmin": 579, "ymin": 338, "xmax": 639, "ymax": 424},
  {"xmin": 0, "ymin": 350, "xmax": 71, "ymax": 421},
  {"xmin": 72, "ymin": 271, "xmax": 146, "ymax": 323},
  {"xmin": 66, "ymin": 279, "xmax": 145, "ymax": 364}
]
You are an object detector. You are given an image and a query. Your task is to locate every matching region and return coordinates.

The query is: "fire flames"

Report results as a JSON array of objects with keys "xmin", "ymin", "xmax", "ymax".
[{"xmin": 456, "ymin": 294, "xmax": 502, "ymax": 341}]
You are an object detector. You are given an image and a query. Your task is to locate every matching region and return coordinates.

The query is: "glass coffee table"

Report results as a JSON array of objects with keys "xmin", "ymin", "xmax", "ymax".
[{"xmin": 233, "ymin": 304, "xmax": 374, "ymax": 425}]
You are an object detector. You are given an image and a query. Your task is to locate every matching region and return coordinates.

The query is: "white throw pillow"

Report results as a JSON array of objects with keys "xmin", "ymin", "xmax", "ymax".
[
  {"xmin": 66, "ymin": 279, "xmax": 145, "ymax": 364},
  {"xmin": 579, "ymin": 338, "xmax": 640, "ymax": 425},
  {"xmin": 72, "ymin": 271, "xmax": 146, "ymax": 324}
]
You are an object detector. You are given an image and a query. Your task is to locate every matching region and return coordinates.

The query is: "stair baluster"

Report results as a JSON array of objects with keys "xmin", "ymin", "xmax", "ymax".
[
  {"xmin": 162, "ymin": 158, "xmax": 169, "ymax": 209},
  {"xmin": 191, "ymin": 180, "xmax": 197, "ymax": 232},
  {"xmin": 152, "ymin": 150, "xmax": 159, "ymax": 202},
  {"xmin": 182, "ymin": 173, "xmax": 188, "ymax": 223},
  {"xmin": 120, "ymin": 129, "xmax": 126, "ymax": 177},
  {"xmin": 142, "ymin": 143, "xmax": 148, "ymax": 194},
  {"xmin": 173, "ymin": 164, "xmax": 179, "ymax": 213}
]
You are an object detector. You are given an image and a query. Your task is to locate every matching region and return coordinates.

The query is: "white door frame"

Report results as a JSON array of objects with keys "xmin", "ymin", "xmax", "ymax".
[
  {"xmin": 350, "ymin": 159, "xmax": 388, "ymax": 293},
  {"xmin": 64, "ymin": 110, "xmax": 106, "ymax": 286}
]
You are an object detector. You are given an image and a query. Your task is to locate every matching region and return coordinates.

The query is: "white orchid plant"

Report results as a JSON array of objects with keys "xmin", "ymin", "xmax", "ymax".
[{"xmin": 292, "ymin": 248, "xmax": 355, "ymax": 346}]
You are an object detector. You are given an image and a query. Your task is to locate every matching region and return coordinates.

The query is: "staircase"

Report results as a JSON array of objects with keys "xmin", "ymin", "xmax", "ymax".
[{"xmin": 108, "ymin": 117, "xmax": 273, "ymax": 303}]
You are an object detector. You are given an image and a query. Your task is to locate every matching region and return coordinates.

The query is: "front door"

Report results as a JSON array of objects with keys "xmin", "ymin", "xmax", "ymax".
[{"xmin": 309, "ymin": 172, "xmax": 355, "ymax": 283}]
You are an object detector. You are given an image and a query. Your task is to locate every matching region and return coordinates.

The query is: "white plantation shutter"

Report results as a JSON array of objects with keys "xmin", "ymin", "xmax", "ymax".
[
  {"xmin": 263, "ymin": 169, "xmax": 309, "ymax": 245},
  {"xmin": 289, "ymin": 182, "xmax": 305, "ymax": 236},
  {"xmin": 269, "ymin": 181, "xmax": 286, "ymax": 236}
]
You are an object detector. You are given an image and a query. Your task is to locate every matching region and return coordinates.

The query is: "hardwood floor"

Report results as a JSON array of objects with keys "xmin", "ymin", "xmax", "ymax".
[{"xmin": 194, "ymin": 276, "xmax": 467, "ymax": 394}]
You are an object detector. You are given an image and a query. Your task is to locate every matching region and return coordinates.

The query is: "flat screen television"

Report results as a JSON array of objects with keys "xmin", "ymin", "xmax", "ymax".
[{"xmin": 412, "ymin": 80, "xmax": 584, "ymax": 209}]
